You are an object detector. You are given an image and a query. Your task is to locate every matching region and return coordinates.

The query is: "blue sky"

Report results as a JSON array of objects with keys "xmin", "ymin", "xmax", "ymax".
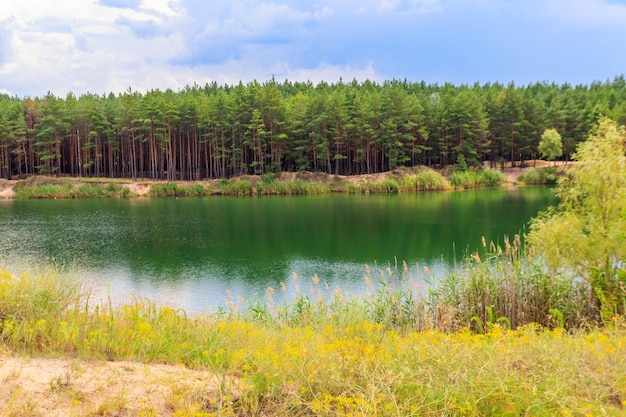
[{"xmin": 1, "ymin": 0, "xmax": 625, "ymax": 97}]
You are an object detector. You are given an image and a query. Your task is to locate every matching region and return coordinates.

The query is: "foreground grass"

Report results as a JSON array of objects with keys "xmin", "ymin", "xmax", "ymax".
[{"xmin": 1, "ymin": 262, "xmax": 625, "ymax": 416}]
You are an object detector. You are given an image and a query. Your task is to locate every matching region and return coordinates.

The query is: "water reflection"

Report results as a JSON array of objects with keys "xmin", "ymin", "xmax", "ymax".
[{"xmin": 0, "ymin": 187, "xmax": 555, "ymax": 312}]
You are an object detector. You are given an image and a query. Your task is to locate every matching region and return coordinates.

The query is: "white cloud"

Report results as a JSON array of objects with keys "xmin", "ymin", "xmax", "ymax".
[
  {"xmin": 0, "ymin": 0, "xmax": 625, "ymax": 96},
  {"xmin": 139, "ymin": 0, "xmax": 182, "ymax": 17}
]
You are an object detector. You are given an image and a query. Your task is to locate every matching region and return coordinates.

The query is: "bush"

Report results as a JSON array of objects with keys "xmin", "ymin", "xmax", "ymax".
[
  {"xmin": 401, "ymin": 169, "xmax": 449, "ymax": 192},
  {"xmin": 217, "ymin": 179, "xmax": 253, "ymax": 196},
  {"xmin": 528, "ymin": 118, "xmax": 626, "ymax": 321},
  {"xmin": 518, "ymin": 167, "xmax": 558, "ymax": 184},
  {"xmin": 256, "ymin": 178, "xmax": 329, "ymax": 195},
  {"xmin": 13, "ymin": 177, "xmax": 135, "ymax": 199},
  {"xmin": 450, "ymin": 169, "xmax": 505, "ymax": 189},
  {"xmin": 149, "ymin": 182, "xmax": 211, "ymax": 197}
]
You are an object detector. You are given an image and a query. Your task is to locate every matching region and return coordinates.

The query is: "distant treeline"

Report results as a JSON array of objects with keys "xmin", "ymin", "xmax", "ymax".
[{"xmin": 1, "ymin": 76, "xmax": 625, "ymax": 180}]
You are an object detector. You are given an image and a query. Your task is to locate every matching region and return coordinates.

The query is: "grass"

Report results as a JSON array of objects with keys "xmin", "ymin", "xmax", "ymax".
[
  {"xmin": 518, "ymin": 167, "xmax": 559, "ymax": 184},
  {"xmin": 12, "ymin": 176, "xmax": 135, "ymax": 199},
  {"xmin": 1, "ymin": 252, "xmax": 625, "ymax": 416},
  {"xmin": 8, "ymin": 168, "xmax": 507, "ymax": 200},
  {"xmin": 256, "ymin": 173, "xmax": 331, "ymax": 195},
  {"xmin": 400, "ymin": 168, "xmax": 450, "ymax": 192},
  {"xmin": 149, "ymin": 182, "xmax": 212, "ymax": 197},
  {"xmin": 449, "ymin": 168, "xmax": 507, "ymax": 189},
  {"xmin": 347, "ymin": 168, "xmax": 450, "ymax": 194},
  {"xmin": 215, "ymin": 179, "xmax": 254, "ymax": 196}
]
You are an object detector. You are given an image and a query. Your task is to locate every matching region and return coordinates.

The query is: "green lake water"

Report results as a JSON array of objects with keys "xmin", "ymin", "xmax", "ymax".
[{"xmin": 0, "ymin": 187, "xmax": 555, "ymax": 312}]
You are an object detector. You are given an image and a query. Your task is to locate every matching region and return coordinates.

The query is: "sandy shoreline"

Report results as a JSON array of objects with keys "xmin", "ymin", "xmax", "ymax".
[
  {"xmin": 0, "ymin": 353, "xmax": 236, "ymax": 416},
  {"xmin": 0, "ymin": 162, "xmax": 567, "ymax": 200}
]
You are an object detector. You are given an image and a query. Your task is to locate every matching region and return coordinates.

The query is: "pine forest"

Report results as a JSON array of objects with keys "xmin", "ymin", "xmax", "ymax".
[{"xmin": 1, "ymin": 76, "xmax": 625, "ymax": 180}]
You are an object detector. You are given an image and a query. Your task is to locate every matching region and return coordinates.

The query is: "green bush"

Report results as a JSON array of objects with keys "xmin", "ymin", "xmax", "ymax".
[
  {"xmin": 401, "ymin": 169, "xmax": 449, "ymax": 192},
  {"xmin": 518, "ymin": 167, "xmax": 558, "ymax": 184},
  {"xmin": 217, "ymin": 179, "xmax": 253, "ymax": 196},
  {"xmin": 13, "ymin": 177, "xmax": 135, "ymax": 199},
  {"xmin": 149, "ymin": 182, "xmax": 211, "ymax": 197},
  {"xmin": 450, "ymin": 169, "xmax": 505, "ymax": 189}
]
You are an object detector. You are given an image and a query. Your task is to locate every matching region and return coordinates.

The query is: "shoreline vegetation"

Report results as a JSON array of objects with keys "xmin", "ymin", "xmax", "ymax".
[
  {"xmin": 1, "ymin": 242, "xmax": 625, "ymax": 416},
  {"xmin": 0, "ymin": 161, "xmax": 564, "ymax": 200},
  {"xmin": 1, "ymin": 117, "xmax": 623, "ymax": 416}
]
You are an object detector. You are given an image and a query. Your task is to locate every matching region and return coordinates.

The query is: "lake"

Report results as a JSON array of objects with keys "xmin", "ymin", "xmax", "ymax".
[{"xmin": 0, "ymin": 187, "xmax": 555, "ymax": 312}]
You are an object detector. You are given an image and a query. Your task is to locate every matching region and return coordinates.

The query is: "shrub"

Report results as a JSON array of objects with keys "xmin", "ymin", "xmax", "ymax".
[
  {"xmin": 149, "ymin": 182, "xmax": 210, "ymax": 197},
  {"xmin": 450, "ymin": 169, "xmax": 505, "ymax": 189},
  {"xmin": 401, "ymin": 169, "xmax": 449, "ymax": 192},
  {"xmin": 518, "ymin": 167, "xmax": 558, "ymax": 184},
  {"xmin": 217, "ymin": 179, "xmax": 253, "ymax": 196}
]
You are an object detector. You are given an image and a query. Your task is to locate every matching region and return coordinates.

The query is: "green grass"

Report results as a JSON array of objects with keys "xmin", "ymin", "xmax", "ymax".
[
  {"xmin": 400, "ymin": 168, "xmax": 450, "ymax": 192},
  {"xmin": 13, "ymin": 177, "xmax": 135, "ymax": 199},
  {"xmin": 149, "ymin": 182, "xmax": 212, "ymax": 197},
  {"xmin": 347, "ymin": 169, "xmax": 450, "ymax": 194},
  {"xmin": 215, "ymin": 179, "xmax": 254, "ymax": 196},
  {"xmin": 255, "ymin": 176, "xmax": 331, "ymax": 195},
  {"xmin": 448, "ymin": 168, "xmax": 505, "ymax": 189},
  {"xmin": 518, "ymin": 167, "xmax": 559, "ymax": 184},
  {"xmin": 449, "ymin": 168, "xmax": 506, "ymax": 189}
]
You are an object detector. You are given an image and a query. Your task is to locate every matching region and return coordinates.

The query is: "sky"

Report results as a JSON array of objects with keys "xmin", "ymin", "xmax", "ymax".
[{"xmin": 1, "ymin": 0, "xmax": 626, "ymax": 98}]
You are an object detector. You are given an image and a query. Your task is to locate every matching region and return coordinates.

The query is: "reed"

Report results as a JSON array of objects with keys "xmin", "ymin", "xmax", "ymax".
[
  {"xmin": 148, "ymin": 182, "xmax": 211, "ymax": 197},
  {"xmin": 346, "ymin": 179, "xmax": 401, "ymax": 194},
  {"xmin": 400, "ymin": 168, "xmax": 450, "ymax": 192},
  {"xmin": 255, "ymin": 176, "xmax": 330, "ymax": 195},
  {"xmin": 13, "ymin": 177, "xmax": 135, "ymax": 198},
  {"xmin": 518, "ymin": 166, "xmax": 559, "ymax": 184},
  {"xmin": 449, "ymin": 168, "xmax": 506, "ymax": 189},
  {"xmin": 216, "ymin": 179, "xmax": 254, "ymax": 196},
  {"xmin": 1, "ymin": 262, "xmax": 625, "ymax": 416},
  {"xmin": 426, "ymin": 236, "xmax": 599, "ymax": 331}
]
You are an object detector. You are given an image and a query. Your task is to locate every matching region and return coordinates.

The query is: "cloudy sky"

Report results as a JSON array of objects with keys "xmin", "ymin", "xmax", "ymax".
[{"xmin": 1, "ymin": 0, "xmax": 626, "ymax": 97}]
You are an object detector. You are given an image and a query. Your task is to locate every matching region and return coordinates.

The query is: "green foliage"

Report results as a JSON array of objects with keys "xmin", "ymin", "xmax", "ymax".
[
  {"xmin": 449, "ymin": 169, "xmax": 506, "ymax": 189},
  {"xmin": 0, "ymin": 266, "xmax": 83, "ymax": 323},
  {"xmin": 400, "ymin": 169, "xmax": 449, "ymax": 192},
  {"xmin": 455, "ymin": 153, "xmax": 469, "ymax": 171},
  {"xmin": 148, "ymin": 182, "xmax": 211, "ymax": 197},
  {"xmin": 518, "ymin": 167, "xmax": 559, "ymax": 184},
  {"xmin": 216, "ymin": 179, "xmax": 254, "ymax": 196},
  {"xmin": 13, "ymin": 177, "xmax": 134, "ymax": 199},
  {"xmin": 538, "ymin": 128, "xmax": 563, "ymax": 162},
  {"xmin": 528, "ymin": 117, "xmax": 626, "ymax": 317},
  {"xmin": 477, "ymin": 169, "xmax": 506, "ymax": 187},
  {"xmin": 2, "ymin": 77, "xmax": 626, "ymax": 180},
  {"xmin": 255, "ymin": 178, "xmax": 330, "ymax": 195},
  {"xmin": 427, "ymin": 236, "xmax": 594, "ymax": 330},
  {"xmin": 347, "ymin": 169, "xmax": 449, "ymax": 194}
]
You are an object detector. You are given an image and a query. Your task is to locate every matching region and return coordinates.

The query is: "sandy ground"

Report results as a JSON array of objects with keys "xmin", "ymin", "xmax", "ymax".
[{"xmin": 0, "ymin": 353, "xmax": 236, "ymax": 416}]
